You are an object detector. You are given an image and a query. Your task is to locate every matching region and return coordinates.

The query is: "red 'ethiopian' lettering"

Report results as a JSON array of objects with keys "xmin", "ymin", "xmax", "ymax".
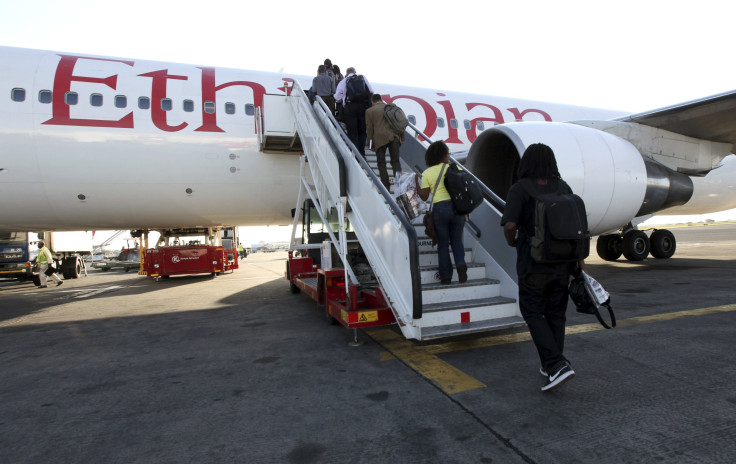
[
  {"xmin": 195, "ymin": 67, "xmax": 266, "ymax": 132},
  {"xmin": 139, "ymin": 70, "xmax": 188, "ymax": 132},
  {"xmin": 43, "ymin": 54, "xmax": 135, "ymax": 128}
]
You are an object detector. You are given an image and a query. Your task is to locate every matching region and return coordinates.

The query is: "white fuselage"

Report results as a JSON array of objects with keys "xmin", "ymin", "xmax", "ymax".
[{"xmin": 0, "ymin": 46, "xmax": 733, "ymax": 232}]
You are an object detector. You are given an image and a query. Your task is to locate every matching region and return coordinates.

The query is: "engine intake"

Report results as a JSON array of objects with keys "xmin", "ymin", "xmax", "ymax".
[{"xmin": 464, "ymin": 122, "xmax": 693, "ymax": 235}]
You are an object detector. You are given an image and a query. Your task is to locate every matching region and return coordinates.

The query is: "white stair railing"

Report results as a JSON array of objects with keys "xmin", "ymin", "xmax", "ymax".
[{"xmin": 287, "ymin": 81, "xmax": 422, "ymax": 334}]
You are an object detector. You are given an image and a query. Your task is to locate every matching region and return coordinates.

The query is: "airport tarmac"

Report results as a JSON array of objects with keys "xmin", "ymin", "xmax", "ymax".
[{"xmin": 1, "ymin": 224, "xmax": 735, "ymax": 464}]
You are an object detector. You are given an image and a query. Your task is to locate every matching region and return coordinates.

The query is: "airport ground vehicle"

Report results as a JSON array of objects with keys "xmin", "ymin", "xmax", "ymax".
[
  {"xmin": 0, "ymin": 231, "xmax": 92, "ymax": 279},
  {"xmin": 144, "ymin": 227, "xmax": 239, "ymax": 280}
]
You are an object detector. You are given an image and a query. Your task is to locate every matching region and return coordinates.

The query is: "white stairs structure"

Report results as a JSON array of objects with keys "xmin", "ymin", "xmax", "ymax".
[{"xmin": 258, "ymin": 82, "xmax": 524, "ymax": 341}]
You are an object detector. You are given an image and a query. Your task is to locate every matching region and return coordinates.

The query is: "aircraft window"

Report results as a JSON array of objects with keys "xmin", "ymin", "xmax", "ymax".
[
  {"xmin": 138, "ymin": 97, "xmax": 150, "ymax": 110},
  {"xmin": 245, "ymin": 103, "xmax": 255, "ymax": 116},
  {"xmin": 115, "ymin": 95, "xmax": 127, "ymax": 108},
  {"xmin": 161, "ymin": 98, "xmax": 172, "ymax": 111},
  {"xmin": 11, "ymin": 88, "xmax": 26, "ymax": 102},
  {"xmin": 65, "ymin": 92, "xmax": 78, "ymax": 106},
  {"xmin": 477, "ymin": 121, "xmax": 485, "ymax": 131},
  {"xmin": 408, "ymin": 115, "xmax": 416, "ymax": 125},
  {"xmin": 225, "ymin": 102, "xmax": 235, "ymax": 115},
  {"xmin": 91, "ymin": 93, "xmax": 103, "ymax": 107},
  {"xmin": 463, "ymin": 120, "xmax": 471, "ymax": 130},
  {"xmin": 450, "ymin": 119, "xmax": 458, "ymax": 129},
  {"xmin": 437, "ymin": 118, "xmax": 445, "ymax": 128},
  {"xmin": 183, "ymin": 100, "xmax": 194, "ymax": 112},
  {"xmin": 38, "ymin": 90, "xmax": 52, "ymax": 104},
  {"xmin": 204, "ymin": 101, "xmax": 215, "ymax": 114}
]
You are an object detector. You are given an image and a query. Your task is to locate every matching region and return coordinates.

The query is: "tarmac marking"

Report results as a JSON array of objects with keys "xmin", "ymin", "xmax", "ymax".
[
  {"xmin": 369, "ymin": 328, "xmax": 487, "ymax": 394},
  {"xmin": 370, "ymin": 303, "xmax": 736, "ymax": 394}
]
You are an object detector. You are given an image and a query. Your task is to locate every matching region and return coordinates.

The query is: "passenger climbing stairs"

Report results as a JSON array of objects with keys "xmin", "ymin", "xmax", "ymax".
[{"xmin": 258, "ymin": 81, "xmax": 524, "ymax": 340}]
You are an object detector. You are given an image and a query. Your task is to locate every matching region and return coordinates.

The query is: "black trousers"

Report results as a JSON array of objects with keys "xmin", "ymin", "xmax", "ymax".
[
  {"xmin": 518, "ymin": 273, "xmax": 570, "ymax": 371},
  {"xmin": 320, "ymin": 95, "xmax": 336, "ymax": 115},
  {"xmin": 344, "ymin": 101, "xmax": 367, "ymax": 156}
]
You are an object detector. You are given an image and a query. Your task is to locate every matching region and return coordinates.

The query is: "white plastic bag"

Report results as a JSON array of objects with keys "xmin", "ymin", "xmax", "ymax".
[
  {"xmin": 394, "ymin": 172, "xmax": 426, "ymax": 219},
  {"xmin": 582, "ymin": 270, "xmax": 610, "ymax": 307}
]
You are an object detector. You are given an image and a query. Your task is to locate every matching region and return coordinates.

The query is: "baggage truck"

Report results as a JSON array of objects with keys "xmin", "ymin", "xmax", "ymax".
[
  {"xmin": 0, "ymin": 231, "xmax": 92, "ymax": 279},
  {"xmin": 144, "ymin": 227, "xmax": 238, "ymax": 280}
]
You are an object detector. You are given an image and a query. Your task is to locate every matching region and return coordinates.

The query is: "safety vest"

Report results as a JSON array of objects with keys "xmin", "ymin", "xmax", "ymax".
[{"xmin": 37, "ymin": 246, "xmax": 51, "ymax": 264}]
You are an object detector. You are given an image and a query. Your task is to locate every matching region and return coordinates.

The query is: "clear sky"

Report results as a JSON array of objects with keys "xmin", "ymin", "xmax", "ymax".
[
  {"xmin": 1, "ymin": 0, "xmax": 734, "ymax": 113},
  {"xmin": 2, "ymin": 0, "xmax": 734, "ymax": 244}
]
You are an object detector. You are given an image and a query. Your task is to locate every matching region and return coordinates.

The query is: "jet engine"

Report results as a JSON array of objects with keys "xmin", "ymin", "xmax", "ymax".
[{"xmin": 464, "ymin": 122, "xmax": 694, "ymax": 261}]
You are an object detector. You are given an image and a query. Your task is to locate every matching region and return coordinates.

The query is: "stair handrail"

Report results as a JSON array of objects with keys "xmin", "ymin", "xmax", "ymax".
[
  {"xmin": 312, "ymin": 95, "xmax": 423, "ymax": 320},
  {"xmin": 403, "ymin": 121, "xmax": 518, "ymax": 291},
  {"xmin": 405, "ymin": 122, "xmax": 507, "ymax": 210}
]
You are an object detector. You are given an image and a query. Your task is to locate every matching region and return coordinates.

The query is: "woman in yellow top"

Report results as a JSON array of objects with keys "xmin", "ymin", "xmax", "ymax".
[{"xmin": 416, "ymin": 141, "xmax": 467, "ymax": 285}]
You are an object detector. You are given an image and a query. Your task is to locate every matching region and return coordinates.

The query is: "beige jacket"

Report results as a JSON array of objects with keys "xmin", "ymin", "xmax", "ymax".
[{"xmin": 366, "ymin": 102, "xmax": 405, "ymax": 150}]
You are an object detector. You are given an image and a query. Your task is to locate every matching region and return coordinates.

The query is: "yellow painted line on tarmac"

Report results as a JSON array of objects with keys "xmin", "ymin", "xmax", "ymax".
[
  {"xmin": 369, "ymin": 328, "xmax": 486, "ymax": 394},
  {"xmin": 370, "ymin": 303, "xmax": 736, "ymax": 394}
]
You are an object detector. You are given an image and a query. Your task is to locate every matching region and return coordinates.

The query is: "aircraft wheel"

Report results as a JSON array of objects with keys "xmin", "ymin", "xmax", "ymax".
[
  {"xmin": 596, "ymin": 234, "xmax": 622, "ymax": 261},
  {"xmin": 650, "ymin": 229, "xmax": 676, "ymax": 259},
  {"xmin": 622, "ymin": 230, "xmax": 650, "ymax": 261}
]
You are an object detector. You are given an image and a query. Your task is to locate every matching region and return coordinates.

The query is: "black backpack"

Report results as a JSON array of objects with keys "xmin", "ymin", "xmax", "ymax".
[
  {"xmin": 444, "ymin": 164, "xmax": 483, "ymax": 215},
  {"xmin": 345, "ymin": 75, "xmax": 370, "ymax": 103},
  {"xmin": 520, "ymin": 178, "xmax": 590, "ymax": 263}
]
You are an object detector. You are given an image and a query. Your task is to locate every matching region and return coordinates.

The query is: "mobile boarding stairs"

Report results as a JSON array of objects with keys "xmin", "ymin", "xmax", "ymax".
[{"xmin": 257, "ymin": 82, "xmax": 523, "ymax": 341}]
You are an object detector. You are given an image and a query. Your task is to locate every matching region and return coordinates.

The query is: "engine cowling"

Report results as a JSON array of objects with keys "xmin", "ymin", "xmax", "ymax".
[{"xmin": 464, "ymin": 122, "xmax": 693, "ymax": 235}]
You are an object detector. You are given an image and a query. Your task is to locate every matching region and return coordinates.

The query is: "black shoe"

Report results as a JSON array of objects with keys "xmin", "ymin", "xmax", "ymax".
[
  {"xmin": 541, "ymin": 362, "xmax": 575, "ymax": 392},
  {"xmin": 440, "ymin": 279, "xmax": 451, "ymax": 285},
  {"xmin": 56, "ymin": 281, "xmax": 64, "ymax": 287},
  {"xmin": 457, "ymin": 264, "xmax": 468, "ymax": 283}
]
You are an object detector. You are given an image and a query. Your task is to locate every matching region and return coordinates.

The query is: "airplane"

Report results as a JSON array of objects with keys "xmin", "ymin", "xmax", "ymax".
[{"xmin": 1, "ymin": 45, "xmax": 735, "ymax": 262}]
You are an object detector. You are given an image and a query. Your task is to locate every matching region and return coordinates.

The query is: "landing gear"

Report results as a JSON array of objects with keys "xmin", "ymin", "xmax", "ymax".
[
  {"xmin": 622, "ymin": 230, "xmax": 650, "ymax": 261},
  {"xmin": 650, "ymin": 229, "xmax": 676, "ymax": 259},
  {"xmin": 596, "ymin": 234, "xmax": 622, "ymax": 261},
  {"xmin": 595, "ymin": 227, "xmax": 677, "ymax": 261}
]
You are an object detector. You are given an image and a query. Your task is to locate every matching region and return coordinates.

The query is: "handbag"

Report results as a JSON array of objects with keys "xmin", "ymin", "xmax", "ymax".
[
  {"xmin": 44, "ymin": 263, "xmax": 57, "ymax": 277},
  {"xmin": 569, "ymin": 269, "xmax": 616, "ymax": 329},
  {"xmin": 422, "ymin": 164, "xmax": 447, "ymax": 247}
]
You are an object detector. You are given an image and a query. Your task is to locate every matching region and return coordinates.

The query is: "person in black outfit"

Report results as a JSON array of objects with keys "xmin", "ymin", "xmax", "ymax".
[{"xmin": 501, "ymin": 143, "xmax": 584, "ymax": 392}]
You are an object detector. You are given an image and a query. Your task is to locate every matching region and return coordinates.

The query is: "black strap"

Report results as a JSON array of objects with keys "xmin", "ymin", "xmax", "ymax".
[
  {"xmin": 427, "ymin": 164, "xmax": 447, "ymax": 213},
  {"xmin": 593, "ymin": 302, "xmax": 616, "ymax": 329}
]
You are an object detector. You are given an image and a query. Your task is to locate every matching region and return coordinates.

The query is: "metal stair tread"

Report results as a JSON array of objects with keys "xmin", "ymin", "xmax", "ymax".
[
  {"xmin": 419, "ymin": 248, "xmax": 472, "ymax": 255},
  {"xmin": 419, "ymin": 262, "xmax": 484, "ymax": 271},
  {"xmin": 422, "ymin": 295, "xmax": 516, "ymax": 314},
  {"xmin": 421, "ymin": 278, "xmax": 500, "ymax": 290},
  {"xmin": 420, "ymin": 316, "xmax": 526, "ymax": 340}
]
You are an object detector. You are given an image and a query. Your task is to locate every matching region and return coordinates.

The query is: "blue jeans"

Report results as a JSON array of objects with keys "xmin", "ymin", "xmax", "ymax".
[{"xmin": 432, "ymin": 201, "xmax": 466, "ymax": 281}]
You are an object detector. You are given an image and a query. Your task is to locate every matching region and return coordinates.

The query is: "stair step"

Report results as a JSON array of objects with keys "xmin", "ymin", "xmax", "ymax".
[
  {"xmin": 421, "ymin": 278, "xmax": 501, "ymax": 304},
  {"xmin": 420, "ymin": 296, "xmax": 518, "ymax": 327},
  {"xmin": 419, "ymin": 316, "xmax": 526, "ymax": 341},
  {"xmin": 419, "ymin": 263, "xmax": 485, "ymax": 285},
  {"xmin": 419, "ymin": 249, "xmax": 473, "ymax": 267},
  {"xmin": 422, "ymin": 295, "xmax": 516, "ymax": 314}
]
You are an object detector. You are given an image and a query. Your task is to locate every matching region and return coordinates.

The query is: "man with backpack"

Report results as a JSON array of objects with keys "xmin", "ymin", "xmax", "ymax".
[
  {"xmin": 500, "ymin": 143, "xmax": 588, "ymax": 392},
  {"xmin": 366, "ymin": 94, "xmax": 404, "ymax": 190},
  {"xmin": 334, "ymin": 67, "xmax": 373, "ymax": 156}
]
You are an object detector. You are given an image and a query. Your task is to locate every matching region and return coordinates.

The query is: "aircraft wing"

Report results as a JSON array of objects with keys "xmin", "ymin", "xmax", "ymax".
[{"xmin": 616, "ymin": 90, "xmax": 736, "ymax": 146}]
